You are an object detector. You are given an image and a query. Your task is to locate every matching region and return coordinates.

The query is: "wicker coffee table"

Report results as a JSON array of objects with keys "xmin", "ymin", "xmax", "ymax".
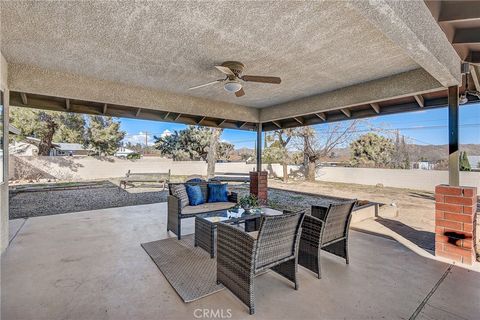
[{"xmin": 194, "ymin": 207, "xmax": 282, "ymax": 258}]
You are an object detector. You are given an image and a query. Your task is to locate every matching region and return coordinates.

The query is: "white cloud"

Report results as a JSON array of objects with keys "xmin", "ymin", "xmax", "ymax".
[
  {"xmin": 123, "ymin": 131, "xmax": 155, "ymax": 146},
  {"xmin": 161, "ymin": 129, "xmax": 172, "ymax": 138}
]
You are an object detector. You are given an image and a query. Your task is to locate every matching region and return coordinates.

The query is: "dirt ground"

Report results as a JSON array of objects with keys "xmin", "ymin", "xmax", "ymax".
[{"xmin": 269, "ymin": 179, "xmax": 439, "ymax": 231}]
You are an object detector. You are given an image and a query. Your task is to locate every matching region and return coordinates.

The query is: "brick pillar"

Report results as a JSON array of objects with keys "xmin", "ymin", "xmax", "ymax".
[
  {"xmin": 250, "ymin": 171, "xmax": 268, "ymax": 205},
  {"xmin": 435, "ymin": 185, "xmax": 477, "ymax": 265}
]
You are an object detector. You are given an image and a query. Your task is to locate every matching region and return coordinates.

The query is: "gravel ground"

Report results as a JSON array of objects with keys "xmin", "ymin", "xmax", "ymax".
[
  {"xmin": 9, "ymin": 181, "xmax": 167, "ymax": 219},
  {"xmin": 229, "ymin": 184, "xmax": 353, "ymax": 214},
  {"xmin": 9, "ymin": 181, "xmax": 352, "ymax": 219}
]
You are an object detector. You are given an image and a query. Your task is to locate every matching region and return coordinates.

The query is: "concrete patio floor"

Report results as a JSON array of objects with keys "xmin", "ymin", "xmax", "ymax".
[{"xmin": 2, "ymin": 204, "xmax": 479, "ymax": 320}]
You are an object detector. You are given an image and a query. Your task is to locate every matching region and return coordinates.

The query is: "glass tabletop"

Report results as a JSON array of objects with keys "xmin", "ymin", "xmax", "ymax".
[{"xmin": 196, "ymin": 207, "xmax": 283, "ymax": 224}]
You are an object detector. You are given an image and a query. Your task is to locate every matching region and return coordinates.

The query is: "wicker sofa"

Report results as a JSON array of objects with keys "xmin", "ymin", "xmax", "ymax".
[{"xmin": 167, "ymin": 182, "xmax": 238, "ymax": 240}]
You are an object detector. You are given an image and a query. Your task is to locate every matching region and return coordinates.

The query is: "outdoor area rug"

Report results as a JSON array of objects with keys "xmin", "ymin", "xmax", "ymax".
[{"xmin": 141, "ymin": 235, "xmax": 224, "ymax": 302}]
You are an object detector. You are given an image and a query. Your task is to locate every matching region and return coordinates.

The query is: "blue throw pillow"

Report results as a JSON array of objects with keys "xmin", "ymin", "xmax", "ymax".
[
  {"xmin": 208, "ymin": 183, "xmax": 228, "ymax": 203},
  {"xmin": 185, "ymin": 184, "xmax": 205, "ymax": 206}
]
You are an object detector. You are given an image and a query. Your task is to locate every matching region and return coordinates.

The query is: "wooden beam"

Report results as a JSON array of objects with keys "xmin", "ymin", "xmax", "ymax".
[
  {"xmin": 174, "ymin": 113, "xmax": 182, "ymax": 121},
  {"xmin": 239, "ymin": 121, "xmax": 248, "ymax": 128},
  {"xmin": 65, "ymin": 99, "xmax": 70, "ymax": 111},
  {"xmin": 164, "ymin": 112, "xmax": 170, "ymax": 120},
  {"xmin": 471, "ymin": 66, "xmax": 480, "ymax": 91},
  {"xmin": 414, "ymin": 95, "xmax": 425, "ymax": 108},
  {"xmin": 197, "ymin": 116, "xmax": 206, "ymax": 125},
  {"xmin": 438, "ymin": 3, "xmax": 480, "ymax": 23},
  {"xmin": 217, "ymin": 119, "xmax": 227, "ymax": 127},
  {"xmin": 293, "ymin": 117, "xmax": 304, "ymax": 124},
  {"xmin": 20, "ymin": 93, "xmax": 28, "ymax": 105},
  {"xmin": 465, "ymin": 51, "xmax": 480, "ymax": 64},
  {"xmin": 272, "ymin": 121, "xmax": 282, "ymax": 129},
  {"xmin": 103, "ymin": 104, "xmax": 108, "ymax": 115},
  {"xmin": 370, "ymin": 103, "xmax": 380, "ymax": 114},
  {"xmin": 453, "ymin": 27, "xmax": 480, "ymax": 44},
  {"xmin": 315, "ymin": 113, "xmax": 326, "ymax": 121},
  {"xmin": 135, "ymin": 108, "xmax": 141, "ymax": 117},
  {"xmin": 340, "ymin": 108, "xmax": 351, "ymax": 117}
]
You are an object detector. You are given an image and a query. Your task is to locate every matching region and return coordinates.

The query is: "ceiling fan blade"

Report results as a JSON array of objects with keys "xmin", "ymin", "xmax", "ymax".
[
  {"xmin": 241, "ymin": 75, "xmax": 281, "ymax": 84},
  {"xmin": 215, "ymin": 65, "xmax": 236, "ymax": 76},
  {"xmin": 235, "ymin": 88, "xmax": 245, "ymax": 97},
  {"xmin": 188, "ymin": 80, "xmax": 222, "ymax": 90}
]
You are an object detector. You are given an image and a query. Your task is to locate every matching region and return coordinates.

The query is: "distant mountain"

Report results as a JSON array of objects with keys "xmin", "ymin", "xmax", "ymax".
[
  {"xmin": 229, "ymin": 147, "xmax": 255, "ymax": 162},
  {"xmin": 328, "ymin": 144, "xmax": 480, "ymax": 162},
  {"xmin": 230, "ymin": 144, "xmax": 480, "ymax": 164}
]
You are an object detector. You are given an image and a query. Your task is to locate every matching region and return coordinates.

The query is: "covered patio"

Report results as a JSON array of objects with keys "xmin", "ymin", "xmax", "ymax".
[
  {"xmin": 1, "ymin": 1, "xmax": 480, "ymax": 319},
  {"xmin": 4, "ymin": 203, "xmax": 480, "ymax": 320}
]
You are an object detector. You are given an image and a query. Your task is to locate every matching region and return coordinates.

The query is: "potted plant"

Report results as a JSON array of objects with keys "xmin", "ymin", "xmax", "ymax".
[{"xmin": 238, "ymin": 194, "xmax": 259, "ymax": 213}]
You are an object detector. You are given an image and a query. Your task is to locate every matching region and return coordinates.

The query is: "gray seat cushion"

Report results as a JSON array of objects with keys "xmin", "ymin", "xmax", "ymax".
[{"xmin": 181, "ymin": 202, "xmax": 236, "ymax": 215}]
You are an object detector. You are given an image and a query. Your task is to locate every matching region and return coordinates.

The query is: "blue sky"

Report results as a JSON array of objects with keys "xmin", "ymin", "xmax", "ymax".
[{"xmin": 120, "ymin": 102, "xmax": 480, "ymax": 149}]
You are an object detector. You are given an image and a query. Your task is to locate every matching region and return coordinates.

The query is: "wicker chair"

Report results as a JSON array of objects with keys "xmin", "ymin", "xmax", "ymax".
[
  {"xmin": 298, "ymin": 200, "xmax": 356, "ymax": 279},
  {"xmin": 216, "ymin": 210, "xmax": 306, "ymax": 315}
]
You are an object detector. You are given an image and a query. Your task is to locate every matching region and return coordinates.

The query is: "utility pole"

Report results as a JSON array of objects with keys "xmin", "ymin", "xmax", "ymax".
[{"xmin": 144, "ymin": 131, "xmax": 149, "ymax": 155}]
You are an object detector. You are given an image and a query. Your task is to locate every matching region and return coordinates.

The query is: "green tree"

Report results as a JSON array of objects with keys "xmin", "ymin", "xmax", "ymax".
[
  {"xmin": 54, "ymin": 112, "xmax": 87, "ymax": 144},
  {"xmin": 155, "ymin": 126, "xmax": 210, "ymax": 160},
  {"xmin": 217, "ymin": 139, "xmax": 234, "ymax": 161},
  {"xmin": 459, "ymin": 151, "xmax": 471, "ymax": 171},
  {"xmin": 85, "ymin": 116, "xmax": 125, "ymax": 155},
  {"xmin": 350, "ymin": 133, "xmax": 394, "ymax": 168},
  {"xmin": 10, "ymin": 107, "xmax": 86, "ymax": 155},
  {"xmin": 154, "ymin": 126, "xmax": 233, "ymax": 175}
]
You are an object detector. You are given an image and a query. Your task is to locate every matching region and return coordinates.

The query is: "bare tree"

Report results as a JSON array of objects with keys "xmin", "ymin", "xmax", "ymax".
[
  {"xmin": 206, "ymin": 128, "xmax": 222, "ymax": 179},
  {"xmin": 264, "ymin": 129, "xmax": 294, "ymax": 182},
  {"xmin": 295, "ymin": 121, "xmax": 359, "ymax": 182}
]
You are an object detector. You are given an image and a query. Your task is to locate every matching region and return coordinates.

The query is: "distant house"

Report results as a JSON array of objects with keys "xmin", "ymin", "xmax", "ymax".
[
  {"xmin": 21, "ymin": 137, "xmax": 93, "ymax": 156},
  {"xmin": 9, "ymin": 141, "xmax": 39, "ymax": 156},
  {"xmin": 412, "ymin": 161, "xmax": 435, "ymax": 170},
  {"xmin": 114, "ymin": 147, "xmax": 135, "ymax": 158},
  {"xmin": 51, "ymin": 142, "xmax": 92, "ymax": 156},
  {"xmin": 8, "ymin": 125, "xmax": 40, "ymax": 156},
  {"xmin": 467, "ymin": 155, "xmax": 480, "ymax": 170}
]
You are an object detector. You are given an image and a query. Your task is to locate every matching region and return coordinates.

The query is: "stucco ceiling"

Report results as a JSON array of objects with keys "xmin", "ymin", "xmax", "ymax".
[{"xmin": 0, "ymin": 1, "xmax": 420, "ymax": 109}]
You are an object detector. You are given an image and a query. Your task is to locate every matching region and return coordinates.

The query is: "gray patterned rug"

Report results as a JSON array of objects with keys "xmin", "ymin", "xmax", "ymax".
[{"xmin": 141, "ymin": 235, "xmax": 224, "ymax": 302}]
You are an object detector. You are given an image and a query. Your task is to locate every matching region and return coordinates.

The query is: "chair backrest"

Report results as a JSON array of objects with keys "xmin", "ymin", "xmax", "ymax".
[
  {"xmin": 168, "ymin": 181, "xmax": 220, "ymax": 200},
  {"xmin": 254, "ymin": 210, "xmax": 305, "ymax": 270},
  {"xmin": 320, "ymin": 201, "xmax": 356, "ymax": 244}
]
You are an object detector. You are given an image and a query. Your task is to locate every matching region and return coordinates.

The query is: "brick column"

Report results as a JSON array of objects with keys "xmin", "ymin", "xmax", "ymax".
[
  {"xmin": 435, "ymin": 185, "xmax": 477, "ymax": 265},
  {"xmin": 250, "ymin": 171, "xmax": 268, "ymax": 205}
]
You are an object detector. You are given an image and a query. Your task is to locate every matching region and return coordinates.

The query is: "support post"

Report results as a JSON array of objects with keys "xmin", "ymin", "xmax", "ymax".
[
  {"xmin": 434, "ymin": 86, "xmax": 477, "ymax": 265},
  {"xmin": 448, "ymin": 86, "xmax": 459, "ymax": 186},
  {"xmin": 250, "ymin": 123, "xmax": 267, "ymax": 204},
  {"xmin": 256, "ymin": 123, "xmax": 262, "ymax": 172}
]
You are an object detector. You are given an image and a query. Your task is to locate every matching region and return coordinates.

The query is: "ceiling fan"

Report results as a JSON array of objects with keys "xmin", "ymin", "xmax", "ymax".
[{"xmin": 188, "ymin": 61, "xmax": 281, "ymax": 97}]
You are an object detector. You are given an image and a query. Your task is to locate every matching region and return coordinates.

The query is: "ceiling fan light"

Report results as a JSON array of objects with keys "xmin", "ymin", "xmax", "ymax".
[{"xmin": 224, "ymin": 80, "xmax": 242, "ymax": 93}]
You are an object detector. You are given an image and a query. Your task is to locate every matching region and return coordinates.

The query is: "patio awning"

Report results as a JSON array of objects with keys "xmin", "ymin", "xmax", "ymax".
[{"xmin": 1, "ymin": 1, "xmax": 473, "ymax": 131}]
